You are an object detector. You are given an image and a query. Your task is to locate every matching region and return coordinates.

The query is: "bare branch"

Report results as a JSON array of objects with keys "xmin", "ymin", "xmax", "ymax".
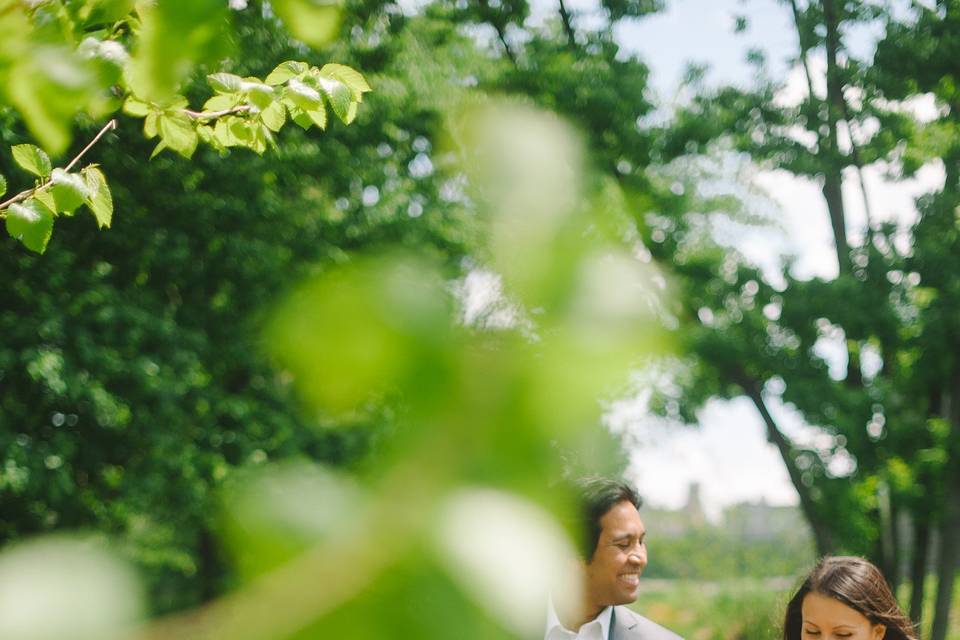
[{"xmin": 183, "ymin": 105, "xmax": 252, "ymax": 121}]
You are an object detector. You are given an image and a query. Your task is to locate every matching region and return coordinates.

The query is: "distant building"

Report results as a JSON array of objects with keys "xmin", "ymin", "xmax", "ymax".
[{"xmin": 643, "ymin": 482, "xmax": 811, "ymax": 546}]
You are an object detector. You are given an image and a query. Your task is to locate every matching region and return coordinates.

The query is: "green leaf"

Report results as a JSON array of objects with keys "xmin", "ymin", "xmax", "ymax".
[
  {"xmin": 319, "ymin": 63, "xmax": 371, "ymax": 101},
  {"xmin": 6, "ymin": 199, "xmax": 55, "ymax": 254},
  {"xmin": 229, "ymin": 119, "xmax": 254, "ymax": 146},
  {"xmin": 203, "ymin": 94, "xmax": 236, "ymax": 111},
  {"xmin": 285, "ymin": 79, "xmax": 322, "ymax": 111},
  {"xmin": 265, "ymin": 61, "xmax": 308, "ymax": 86},
  {"xmin": 50, "ymin": 168, "xmax": 90, "ymax": 214},
  {"xmin": 214, "ymin": 119, "xmax": 237, "ymax": 147},
  {"xmin": 307, "ymin": 107, "xmax": 327, "ymax": 130},
  {"xmin": 244, "ymin": 81, "xmax": 275, "ymax": 110},
  {"xmin": 122, "ymin": 96, "xmax": 151, "ymax": 117},
  {"xmin": 260, "ymin": 100, "xmax": 286, "ymax": 132},
  {"xmin": 144, "ymin": 112, "xmax": 159, "ymax": 139},
  {"xmin": 82, "ymin": 166, "xmax": 113, "ymax": 228},
  {"xmin": 150, "ymin": 140, "xmax": 167, "ymax": 159},
  {"xmin": 208, "ymin": 72, "xmax": 244, "ymax": 94},
  {"xmin": 316, "ymin": 76, "xmax": 352, "ymax": 123},
  {"xmin": 12, "ymin": 145, "xmax": 52, "ymax": 178},
  {"xmin": 271, "ymin": 0, "xmax": 342, "ymax": 49},
  {"xmin": 158, "ymin": 113, "xmax": 199, "ymax": 158},
  {"xmin": 290, "ymin": 108, "xmax": 313, "ymax": 130},
  {"xmin": 0, "ymin": 175, "xmax": 6, "ymax": 199},
  {"xmin": 34, "ymin": 190, "xmax": 57, "ymax": 213},
  {"xmin": 126, "ymin": 0, "xmax": 230, "ymax": 101}
]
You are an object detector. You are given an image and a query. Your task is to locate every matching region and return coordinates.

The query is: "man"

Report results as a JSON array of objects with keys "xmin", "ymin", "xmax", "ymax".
[{"xmin": 546, "ymin": 478, "xmax": 682, "ymax": 640}]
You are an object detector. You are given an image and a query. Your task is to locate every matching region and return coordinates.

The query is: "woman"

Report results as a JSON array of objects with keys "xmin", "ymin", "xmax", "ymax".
[{"xmin": 784, "ymin": 556, "xmax": 917, "ymax": 640}]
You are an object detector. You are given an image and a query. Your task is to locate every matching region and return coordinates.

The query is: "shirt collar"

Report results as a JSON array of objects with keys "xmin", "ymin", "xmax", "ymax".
[{"xmin": 546, "ymin": 597, "xmax": 613, "ymax": 639}]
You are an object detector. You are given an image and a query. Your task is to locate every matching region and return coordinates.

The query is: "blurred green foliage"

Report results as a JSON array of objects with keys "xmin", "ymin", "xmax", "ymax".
[{"xmin": 3, "ymin": 0, "xmax": 960, "ymax": 638}]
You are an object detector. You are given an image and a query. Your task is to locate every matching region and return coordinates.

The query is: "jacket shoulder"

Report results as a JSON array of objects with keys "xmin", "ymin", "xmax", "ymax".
[{"xmin": 613, "ymin": 606, "xmax": 684, "ymax": 640}]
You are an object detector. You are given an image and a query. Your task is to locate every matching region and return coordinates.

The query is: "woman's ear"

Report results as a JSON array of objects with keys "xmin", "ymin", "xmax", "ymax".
[{"xmin": 870, "ymin": 622, "xmax": 886, "ymax": 640}]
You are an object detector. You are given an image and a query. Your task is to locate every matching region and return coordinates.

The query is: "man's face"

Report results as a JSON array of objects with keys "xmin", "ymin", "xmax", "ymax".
[{"xmin": 583, "ymin": 500, "xmax": 647, "ymax": 610}]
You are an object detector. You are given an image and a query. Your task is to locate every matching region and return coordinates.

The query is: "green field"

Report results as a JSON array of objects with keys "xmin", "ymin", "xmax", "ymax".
[{"xmin": 631, "ymin": 577, "xmax": 960, "ymax": 640}]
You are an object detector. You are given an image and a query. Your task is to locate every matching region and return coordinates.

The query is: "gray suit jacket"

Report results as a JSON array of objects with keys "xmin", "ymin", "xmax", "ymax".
[{"xmin": 612, "ymin": 606, "xmax": 683, "ymax": 640}]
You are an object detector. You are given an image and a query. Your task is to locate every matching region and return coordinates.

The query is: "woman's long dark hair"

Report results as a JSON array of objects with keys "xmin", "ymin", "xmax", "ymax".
[{"xmin": 783, "ymin": 556, "xmax": 917, "ymax": 640}]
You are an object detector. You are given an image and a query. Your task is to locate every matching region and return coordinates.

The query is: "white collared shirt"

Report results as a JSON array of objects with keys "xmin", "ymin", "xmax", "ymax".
[{"xmin": 544, "ymin": 598, "xmax": 612, "ymax": 640}]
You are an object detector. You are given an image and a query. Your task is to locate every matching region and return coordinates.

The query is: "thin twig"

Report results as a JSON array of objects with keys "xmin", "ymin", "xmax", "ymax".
[
  {"xmin": 0, "ymin": 119, "xmax": 118, "ymax": 214},
  {"xmin": 183, "ymin": 105, "xmax": 252, "ymax": 120},
  {"xmin": 64, "ymin": 119, "xmax": 117, "ymax": 172}
]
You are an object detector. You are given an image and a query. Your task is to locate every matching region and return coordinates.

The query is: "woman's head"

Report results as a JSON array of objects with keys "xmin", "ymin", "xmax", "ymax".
[{"xmin": 783, "ymin": 556, "xmax": 917, "ymax": 640}]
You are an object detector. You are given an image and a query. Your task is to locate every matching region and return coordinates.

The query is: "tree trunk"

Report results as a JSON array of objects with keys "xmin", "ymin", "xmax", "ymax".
[
  {"xmin": 821, "ymin": 0, "xmax": 851, "ymax": 277},
  {"xmin": 736, "ymin": 371, "xmax": 835, "ymax": 555},
  {"xmin": 909, "ymin": 514, "xmax": 930, "ymax": 629},
  {"xmin": 931, "ymin": 372, "xmax": 960, "ymax": 640}
]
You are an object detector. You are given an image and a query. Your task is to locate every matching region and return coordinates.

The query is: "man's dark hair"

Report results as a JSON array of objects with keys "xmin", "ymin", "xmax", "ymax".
[{"xmin": 576, "ymin": 477, "xmax": 642, "ymax": 561}]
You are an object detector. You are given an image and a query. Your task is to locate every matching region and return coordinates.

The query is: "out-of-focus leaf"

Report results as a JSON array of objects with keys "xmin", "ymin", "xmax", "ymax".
[
  {"xmin": 271, "ymin": 0, "xmax": 343, "ymax": 49},
  {"xmin": 221, "ymin": 462, "xmax": 365, "ymax": 580},
  {"xmin": 435, "ymin": 489, "xmax": 579, "ymax": 638},
  {"xmin": 9, "ymin": 48, "xmax": 101, "ymax": 155},
  {"xmin": 127, "ymin": 0, "xmax": 231, "ymax": 101},
  {"xmin": 0, "ymin": 174, "xmax": 6, "ymax": 198},
  {"xmin": 265, "ymin": 254, "xmax": 454, "ymax": 415},
  {"xmin": 6, "ymin": 199, "xmax": 55, "ymax": 254},
  {"xmin": 0, "ymin": 537, "xmax": 143, "ymax": 640},
  {"xmin": 80, "ymin": 0, "xmax": 137, "ymax": 26},
  {"xmin": 12, "ymin": 144, "xmax": 52, "ymax": 178}
]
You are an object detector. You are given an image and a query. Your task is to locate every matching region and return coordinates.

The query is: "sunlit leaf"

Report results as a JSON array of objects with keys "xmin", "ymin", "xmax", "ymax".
[
  {"xmin": 50, "ymin": 168, "xmax": 90, "ymax": 214},
  {"xmin": 316, "ymin": 75, "xmax": 352, "ymax": 123},
  {"xmin": 6, "ymin": 199, "xmax": 55, "ymax": 254},
  {"xmin": 12, "ymin": 144, "xmax": 52, "ymax": 178},
  {"xmin": 260, "ymin": 100, "xmax": 286, "ymax": 132},
  {"xmin": 203, "ymin": 94, "xmax": 235, "ymax": 111},
  {"xmin": 158, "ymin": 113, "xmax": 199, "ymax": 158},
  {"xmin": 82, "ymin": 166, "xmax": 113, "ymax": 228},
  {"xmin": 319, "ymin": 63, "xmax": 371, "ymax": 101},
  {"xmin": 271, "ymin": 0, "xmax": 343, "ymax": 49},
  {"xmin": 244, "ymin": 81, "xmax": 275, "ymax": 110},
  {"xmin": 208, "ymin": 72, "xmax": 244, "ymax": 94},
  {"xmin": 122, "ymin": 96, "xmax": 150, "ymax": 117},
  {"xmin": 307, "ymin": 107, "xmax": 327, "ymax": 130},
  {"xmin": 285, "ymin": 78, "xmax": 322, "ymax": 111},
  {"xmin": 264, "ymin": 60, "xmax": 308, "ymax": 85},
  {"xmin": 0, "ymin": 174, "xmax": 6, "ymax": 199},
  {"xmin": 143, "ymin": 112, "xmax": 159, "ymax": 139}
]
